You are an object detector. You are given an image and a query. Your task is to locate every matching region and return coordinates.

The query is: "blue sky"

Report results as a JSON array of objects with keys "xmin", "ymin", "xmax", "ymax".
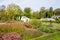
[{"xmin": 0, "ymin": 0, "xmax": 60, "ymax": 11}]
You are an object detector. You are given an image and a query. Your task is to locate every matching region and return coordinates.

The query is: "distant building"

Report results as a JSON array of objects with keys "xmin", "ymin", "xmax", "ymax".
[
  {"xmin": 40, "ymin": 18, "xmax": 55, "ymax": 21},
  {"xmin": 21, "ymin": 16, "xmax": 30, "ymax": 22},
  {"xmin": 51, "ymin": 15, "xmax": 60, "ymax": 19}
]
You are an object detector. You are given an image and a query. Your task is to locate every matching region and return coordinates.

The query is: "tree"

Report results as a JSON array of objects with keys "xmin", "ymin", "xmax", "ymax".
[
  {"xmin": 47, "ymin": 7, "xmax": 53, "ymax": 18},
  {"xmin": 39, "ymin": 7, "xmax": 46, "ymax": 18},
  {"xmin": 24, "ymin": 7, "xmax": 31, "ymax": 18},
  {"xmin": 6, "ymin": 3, "xmax": 22, "ymax": 21},
  {"xmin": 54, "ymin": 8, "xmax": 60, "ymax": 15},
  {"xmin": 32, "ymin": 11, "xmax": 39, "ymax": 19}
]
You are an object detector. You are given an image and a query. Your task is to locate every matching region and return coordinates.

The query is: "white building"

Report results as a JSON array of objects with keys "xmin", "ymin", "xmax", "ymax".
[
  {"xmin": 21, "ymin": 16, "xmax": 30, "ymax": 22},
  {"xmin": 40, "ymin": 18, "xmax": 55, "ymax": 21},
  {"xmin": 51, "ymin": 15, "xmax": 60, "ymax": 19}
]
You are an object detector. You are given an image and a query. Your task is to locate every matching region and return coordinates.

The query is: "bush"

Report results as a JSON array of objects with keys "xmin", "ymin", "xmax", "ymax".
[
  {"xmin": 29, "ymin": 19, "xmax": 42, "ymax": 28},
  {"xmin": 1, "ymin": 32, "xmax": 21, "ymax": 40}
]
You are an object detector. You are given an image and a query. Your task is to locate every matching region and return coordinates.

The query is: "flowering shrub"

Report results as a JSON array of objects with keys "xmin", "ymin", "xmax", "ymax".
[
  {"xmin": 0, "ymin": 32, "xmax": 21, "ymax": 40},
  {"xmin": 0, "ymin": 32, "xmax": 5, "ymax": 40},
  {"xmin": 2, "ymin": 32, "xmax": 21, "ymax": 40}
]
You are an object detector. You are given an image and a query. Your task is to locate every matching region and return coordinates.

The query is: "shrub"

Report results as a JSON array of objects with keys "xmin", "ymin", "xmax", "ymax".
[
  {"xmin": 29, "ymin": 19, "xmax": 42, "ymax": 28},
  {"xmin": 2, "ymin": 32, "xmax": 21, "ymax": 40},
  {"xmin": 0, "ymin": 32, "xmax": 21, "ymax": 40}
]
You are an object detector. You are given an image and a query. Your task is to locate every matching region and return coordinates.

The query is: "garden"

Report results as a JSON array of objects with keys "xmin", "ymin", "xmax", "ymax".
[{"xmin": 0, "ymin": 3, "xmax": 60, "ymax": 40}]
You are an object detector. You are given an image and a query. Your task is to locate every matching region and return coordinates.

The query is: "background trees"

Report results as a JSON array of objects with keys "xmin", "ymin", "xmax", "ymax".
[
  {"xmin": 5, "ymin": 3, "xmax": 22, "ymax": 21},
  {"xmin": 0, "ymin": 3, "xmax": 60, "ymax": 22},
  {"xmin": 47, "ymin": 7, "xmax": 53, "ymax": 18},
  {"xmin": 24, "ymin": 7, "xmax": 31, "ymax": 18},
  {"xmin": 32, "ymin": 11, "xmax": 39, "ymax": 19},
  {"xmin": 39, "ymin": 7, "xmax": 47, "ymax": 18},
  {"xmin": 54, "ymin": 8, "xmax": 60, "ymax": 15}
]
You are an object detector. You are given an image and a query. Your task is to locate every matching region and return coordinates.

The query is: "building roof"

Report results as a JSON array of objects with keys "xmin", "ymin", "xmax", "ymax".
[
  {"xmin": 40, "ymin": 18, "xmax": 55, "ymax": 21},
  {"xmin": 51, "ymin": 15, "xmax": 60, "ymax": 18}
]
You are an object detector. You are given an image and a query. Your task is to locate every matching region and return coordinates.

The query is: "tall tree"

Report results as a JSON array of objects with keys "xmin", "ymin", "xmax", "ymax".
[
  {"xmin": 24, "ymin": 7, "xmax": 31, "ymax": 18},
  {"xmin": 39, "ymin": 7, "xmax": 46, "ymax": 18},
  {"xmin": 32, "ymin": 11, "xmax": 39, "ymax": 19},
  {"xmin": 54, "ymin": 8, "xmax": 60, "ymax": 15},
  {"xmin": 6, "ymin": 3, "xmax": 22, "ymax": 20},
  {"xmin": 47, "ymin": 7, "xmax": 53, "ymax": 18}
]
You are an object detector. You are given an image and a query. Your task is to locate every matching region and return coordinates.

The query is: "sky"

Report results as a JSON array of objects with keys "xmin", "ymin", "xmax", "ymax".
[{"xmin": 0, "ymin": 0, "xmax": 60, "ymax": 11}]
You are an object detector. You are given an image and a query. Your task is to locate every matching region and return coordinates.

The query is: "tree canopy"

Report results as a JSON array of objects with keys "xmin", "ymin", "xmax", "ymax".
[{"xmin": 0, "ymin": 3, "xmax": 60, "ymax": 22}]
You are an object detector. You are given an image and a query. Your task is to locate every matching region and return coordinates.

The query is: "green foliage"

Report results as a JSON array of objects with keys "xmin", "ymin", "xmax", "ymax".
[
  {"xmin": 38, "ymin": 27, "xmax": 57, "ymax": 33},
  {"xmin": 39, "ymin": 7, "xmax": 47, "ymax": 18},
  {"xmin": 54, "ymin": 8, "xmax": 60, "ymax": 15},
  {"xmin": 0, "ymin": 4, "xmax": 60, "ymax": 22},
  {"xmin": 29, "ymin": 19, "xmax": 42, "ymax": 28},
  {"xmin": 24, "ymin": 12, "xmax": 31, "ymax": 18},
  {"xmin": 32, "ymin": 11, "xmax": 39, "ymax": 19},
  {"xmin": 5, "ymin": 3, "xmax": 22, "ymax": 20},
  {"xmin": 47, "ymin": 7, "xmax": 53, "ymax": 18},
  {"xmin": 24, "ymin": 7, "xmax": 31, "ymax": 18},
  {"xmin": 55, "ymin": 18, "xmax": 60, "ymax": 23},
  {"xmin": 24, "ymin": 7, "xmax": 31, "ymax": 13}
]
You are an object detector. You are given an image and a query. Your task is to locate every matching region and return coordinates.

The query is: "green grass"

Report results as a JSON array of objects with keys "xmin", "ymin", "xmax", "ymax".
[{"xmin": 30, "ymin": 32, "xmax": 60, "ymax": 40}]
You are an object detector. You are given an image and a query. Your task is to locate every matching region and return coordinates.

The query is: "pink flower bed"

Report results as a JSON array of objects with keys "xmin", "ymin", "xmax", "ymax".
[{"xmin": 0, "ymin": 32, "xmax": 21, "ymax": 40}]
